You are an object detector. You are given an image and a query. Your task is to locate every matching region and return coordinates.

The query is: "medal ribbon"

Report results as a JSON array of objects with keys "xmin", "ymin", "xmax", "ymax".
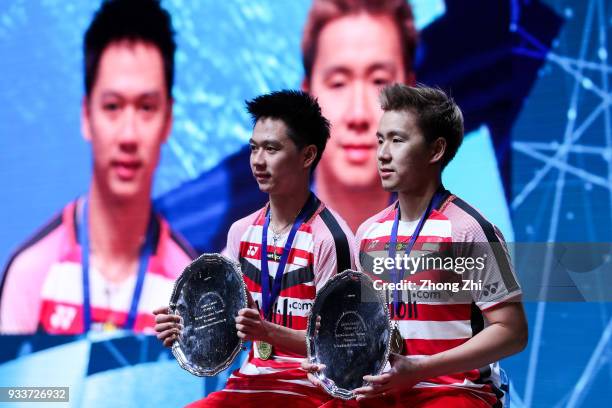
[
  {"xmin": 388, "ymin": 186, "xmax": 447, "ymax": 315},
  {"xmin": 79, "ymin": 197, "xmax": 155, "ymax": 332},
  {"xmin": 261, "ymin": 193, "xmax": 317, "ymax": 321}
]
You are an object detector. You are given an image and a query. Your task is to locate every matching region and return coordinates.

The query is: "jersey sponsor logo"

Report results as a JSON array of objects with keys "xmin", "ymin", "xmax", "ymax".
[
  {"xmin": 483, "ymin": 282, "xmax": 499, "ymax": 297},
  {"xmin": 266, "ymin": 251, "xmax": 282, "ymax": 262},
  {"xmin": 49, "ymin": 304, "xmax": 77, "ymax": 330},
  {"xmin": 367, "ymin": 239, "xmax": 379, "ymax": 250},
  {"xmin": 253, "ymin": 298, "xmax": 313, "ymax": 328},
  {"xmin": 247, "ymin": 245, "xmax": 258, "ymax": 257}
]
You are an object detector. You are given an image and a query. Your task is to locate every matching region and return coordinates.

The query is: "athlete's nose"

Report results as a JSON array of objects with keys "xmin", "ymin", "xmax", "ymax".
[
  {"xmin": 118, "ymin": 106, "xmax": 138, "ymax": 153},
  {"xmin": 345, "ymin": 81, "xmax": 374, "ymax": 134}
]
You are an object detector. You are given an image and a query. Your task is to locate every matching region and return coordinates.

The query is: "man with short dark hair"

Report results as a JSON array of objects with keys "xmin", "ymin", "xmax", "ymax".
[
  {"xmin": 0, "ymin": 0, "xmax": 196, "ymax": 334},
  {"xmin": 305, "ymin": 85, "xmax": 527, "ymax": 407},
  {"xmin": 155, "ymin": 90, "xmax": 354, "ymax": 408}
]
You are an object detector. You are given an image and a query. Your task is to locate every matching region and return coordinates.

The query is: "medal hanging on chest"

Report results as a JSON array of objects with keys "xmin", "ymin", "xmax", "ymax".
[
  {"xmin": 390, "ymin": 323, "xmax": 405, "ymax": 354},
  {"xmin": 256, "ymin": 340, "xmax": 273, "ymax": 360},
  {"xmin": 103, "ymin": 321, "xmax": 118, "ymax": 332},
  {"xmin": 387, "ymin": 187, "xmax": 447, "ymax": 354},
  {"xmin": 258, "ymin": 194, "xmax": 317, "ymax": 361}
]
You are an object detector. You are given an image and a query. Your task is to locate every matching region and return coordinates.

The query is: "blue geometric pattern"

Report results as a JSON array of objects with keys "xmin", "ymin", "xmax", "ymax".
[{"xmin": 511, "ymin": 0, "xmax": 612, "ymax": 406}]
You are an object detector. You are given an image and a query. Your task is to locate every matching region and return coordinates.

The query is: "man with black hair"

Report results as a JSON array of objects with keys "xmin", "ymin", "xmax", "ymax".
[
  {"xmin": 154, "ymin": 90, "xmax": 354, "ymax": 408},
  {"xmin": 0, "ymin": 0, "xmax": 195, "ymax": 334},
  {"xmin": 305, "ymin": 84, "xmax": 527, "ymax": 407}
]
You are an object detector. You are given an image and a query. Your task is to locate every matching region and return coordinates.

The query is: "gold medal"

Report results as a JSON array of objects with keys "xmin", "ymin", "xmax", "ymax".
[
  {"xmin": 103, "ymin": 321, "xmax": 118, "ymax": 332},
  {"xmin": 256, "ymin": 341, "xmax": 273, "ymax": 360},
  {"xmin": 390, "ymin": 324, "xmax": 404, "ymax": 355}
]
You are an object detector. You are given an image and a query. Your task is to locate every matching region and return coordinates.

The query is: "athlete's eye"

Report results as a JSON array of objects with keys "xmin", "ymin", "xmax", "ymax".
[
  {"xmin": 103, "ymin": 102, "xmax": 120, "ymax": 112},
  {"xmin": 141, "ymin": 103, "xmax": 158, "ymax": 112},
  {"xmin": 325, "ymin": 73, "xmax": 348, "ymax": 90},
  {"xmin": 329, "ymin": 80, "xmax": 346, "ymax": 89},
  {"xmin": 373, "ymin": 77, "xmax": 391, "ymax": 86}
]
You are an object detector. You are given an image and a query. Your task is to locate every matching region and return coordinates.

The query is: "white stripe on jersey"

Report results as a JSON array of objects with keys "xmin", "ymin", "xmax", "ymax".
[
  {"xmin": 278, "ymin": 379, "xmax": 317, "ymax": 388},
  {"xmin": 413, "ymin": 381, "xmax": 492, "ymax": 390},
  {"xmin": 364, "ymin": 218, "xmax": 452, "ymax": 240},
  {"xmin": 398, "ymin": 319, "xmax": 473, "ymax": 340},
  {"xmin": 238, "ymin": 363, "xmax": 293, "ymax": 375},
  {"xmin": 293, "ymin": 255, "xmax": 309, "ymax": 267},
  {"xmin": 137, "ymin": 272, "xmax": 176, "ymax": 311},
  {"xmin": 42, "ymin": 262, "xmax": 82, "ymax": 303}
]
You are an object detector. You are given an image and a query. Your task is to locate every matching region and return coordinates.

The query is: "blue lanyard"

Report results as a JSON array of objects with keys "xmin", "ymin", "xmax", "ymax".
[
  {"xmin": 261, "ymin": 193, "xmax": 317, "ymax": 321},
  {"xmin": 388, "ymin": 186, "xmax": 447, "ymax": 314},
  {"xmin": 79, "ymin": 198, "xmax": 155, "ymax": 332}
]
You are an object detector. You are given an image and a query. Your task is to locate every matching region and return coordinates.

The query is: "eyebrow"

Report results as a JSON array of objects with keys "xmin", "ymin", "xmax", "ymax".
[
  {"xmin": 322, "ymin": 62, "xmax": 398, "ymax": 78},
  {"xmin": 377, "ymin": 129, "xmax": 409, "ymax": 138},
  {"xmin": 365, "ymin": 62, "xmax": 398, "ymax": 76},
  {"xmin": 100, "ymin": 90, "xmax": 162, "ymax": 99},
  {"xmin": 249, "ymin": 138, "xmax": 283, "ymax": 147}
]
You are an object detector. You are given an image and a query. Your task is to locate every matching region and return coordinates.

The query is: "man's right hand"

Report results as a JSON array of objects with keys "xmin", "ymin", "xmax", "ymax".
[{"xmin": 153, "ymin": 306, "xmax": 182, "ymax": 348}]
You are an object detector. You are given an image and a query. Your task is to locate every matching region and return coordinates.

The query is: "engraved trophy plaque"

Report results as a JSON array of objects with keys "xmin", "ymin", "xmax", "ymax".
[
  {"xmin": 306, "ymin": 270, "xmax": 392, "ymax": 399},
  {"xmin": 169, "ymin": 253, "xmax": 247, "ymax": 376}
]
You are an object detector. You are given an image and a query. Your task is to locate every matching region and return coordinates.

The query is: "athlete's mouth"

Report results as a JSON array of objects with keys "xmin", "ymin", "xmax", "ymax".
[
  {"xmin": 379, "ymin": 167, "xmax": 394, "ymax": 179},
  {"xmin": 341, "ymin": 144, "xmax": 375, "ymax": 164},
  {"xmin": 254, "ymin": 172, "xmax": 271, "ymax": 181},
  {"xmin": 112, "ymin": 160, "xmax": 142, "ymax": 180}
]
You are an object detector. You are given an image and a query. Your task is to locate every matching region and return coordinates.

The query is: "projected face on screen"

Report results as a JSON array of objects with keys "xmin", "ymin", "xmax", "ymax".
[
  {"xmin": 82, "ymin": 41, "xmax": 172, "ymax": 202},
  {"xmin": 306, "ymin": 13, "xmax": 408, "ymax": 191}
]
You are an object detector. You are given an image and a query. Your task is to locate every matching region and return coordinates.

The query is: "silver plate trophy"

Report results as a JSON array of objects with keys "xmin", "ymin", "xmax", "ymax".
[
  {"xmin": 169, "ymin": 253, "xmax": 247, "ymax": 376},
  {"xmin": 306, "ymin": 270, "xmax": 392, "ymax": 399}
]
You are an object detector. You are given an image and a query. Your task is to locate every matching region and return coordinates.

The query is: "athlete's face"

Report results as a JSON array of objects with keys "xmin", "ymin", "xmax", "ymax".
[
  {"xmin": 377, "ymin": 110, "xmax": 438, "ymax": 193},
  {"xmin": 305, "ymin": 13, "xmax": 410, "ymax": 189},
  {"xmin": 82, "ymin": 41, "xmax": 172, "ymax": 201},
  {"xmin": 249, "ymin": 118, "xmax": 315, "ymax": 195}
]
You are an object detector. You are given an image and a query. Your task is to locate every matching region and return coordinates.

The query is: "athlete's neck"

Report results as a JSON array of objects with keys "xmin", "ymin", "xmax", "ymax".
[
  {"xmin": 397, "ymin": 178, "xmax": 442, "ymax": 222},
  {"xmin": 315, "ymin": 167, "xmax": 390, "ymax": 232},
  {"xmin": 87, "ymin": 180, "xmax": 151, "ymax": 282},
  {"xmin": 268, "ymin": 183, "xmax": 311, "ymax": 230}
]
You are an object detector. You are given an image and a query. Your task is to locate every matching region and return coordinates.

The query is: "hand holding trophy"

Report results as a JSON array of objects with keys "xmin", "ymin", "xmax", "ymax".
[
  {"xmin": 306, "ymin": 270, "xmax": 392, "ymax": 399},
  {"xmin": 168, "ymin": 253, "xmax": 247, "ymax": 376}
]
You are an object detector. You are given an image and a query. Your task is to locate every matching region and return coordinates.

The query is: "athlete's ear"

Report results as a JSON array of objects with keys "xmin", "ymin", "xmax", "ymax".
[
  {"xmin": 303, "ymin": 145, "xmax": 317, "ymax": 169},
  {"xmin": 81, "ymin": 96, "xmax": 92, "ymax": 142},
  {"xmin": 429, "ymin": 137, "xmax": 446, "ymax": 165}
]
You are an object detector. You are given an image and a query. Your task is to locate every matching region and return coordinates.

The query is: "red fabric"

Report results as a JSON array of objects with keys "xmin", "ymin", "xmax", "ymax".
[
  {"xmin": 318, "ymin": 387, "xmax": 494, "ymax": 408},
  {"xmin": 185, "ymin": 390, "xmax": 330, "ymax": 408}
]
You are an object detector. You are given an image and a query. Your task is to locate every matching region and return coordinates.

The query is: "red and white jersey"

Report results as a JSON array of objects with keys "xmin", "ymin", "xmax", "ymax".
[
  {"xmin": 221, "ymin": 196, "xmax": 354, "ymax": 398},
  {"xmin": 0, "ymin": 199, "xmax": 196, "ymax": 334},
  {"xmin": 356, "ymin": 191, "xmax": 521, "ymax": 405}
]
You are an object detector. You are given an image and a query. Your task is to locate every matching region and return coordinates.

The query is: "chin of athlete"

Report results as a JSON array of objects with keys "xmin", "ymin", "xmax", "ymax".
[
  {"xmin": 106, "ymin": 170, "xmax": 150, "ymax": 198},
  {"xmin": 378, "ymin": 171, "xmax": 400, "ymax": 191},
  {"xmin": 253, "ymin": 171, "xmax": 273, "ymax": 190}
]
